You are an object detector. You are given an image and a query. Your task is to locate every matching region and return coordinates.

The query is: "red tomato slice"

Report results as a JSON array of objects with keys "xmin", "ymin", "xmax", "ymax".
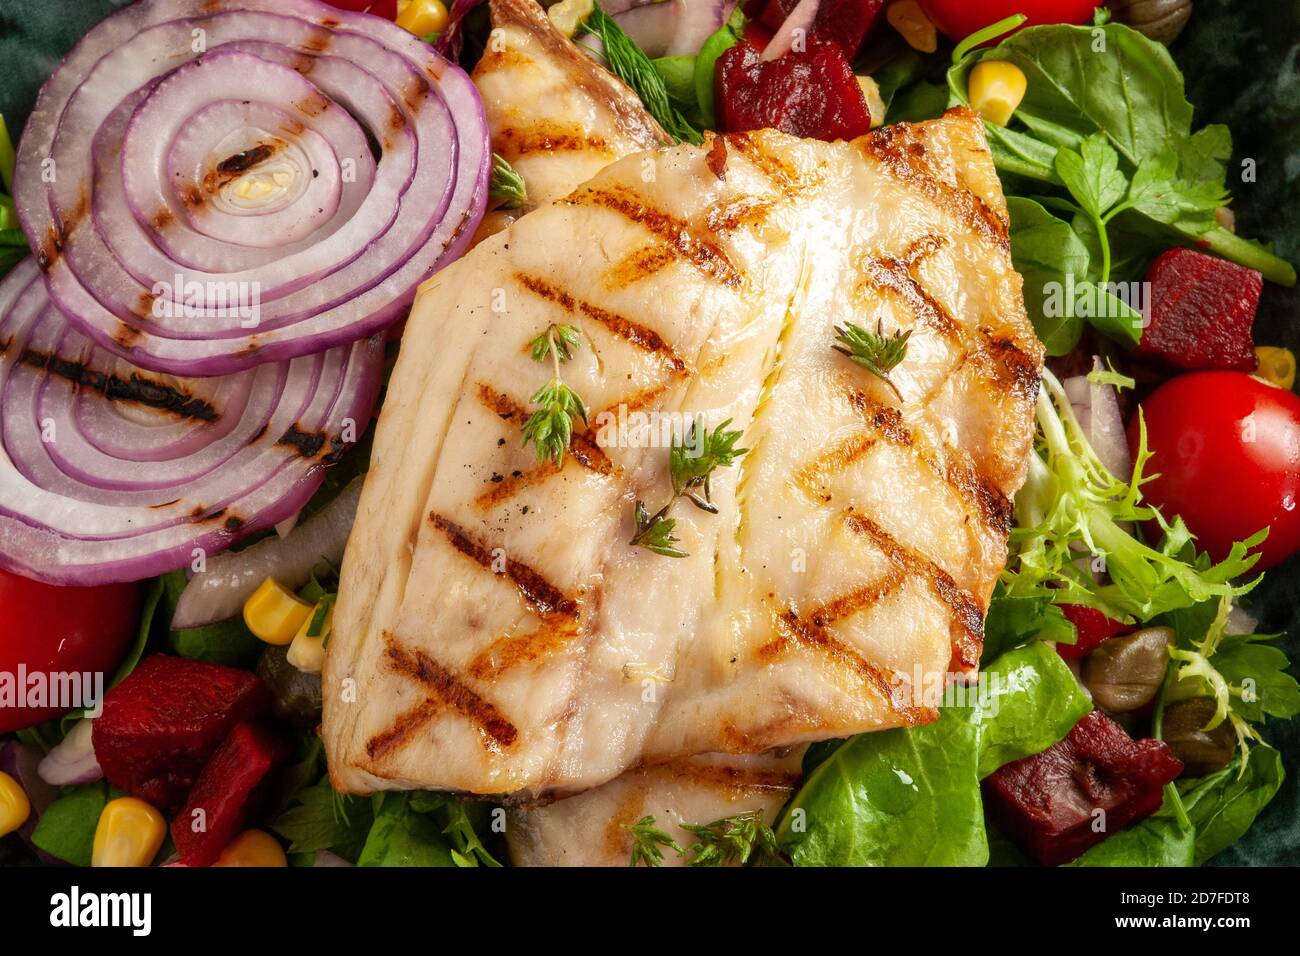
[
  {"xmin": 1056, "ymin": 603, "xmax": 1130, "ymax": 660},
  {"xmin": 916, "ymin": 0, "xmax": 1097, "ymax": 42},
  {"xmin": 0, "ymin": 570, "xmax": 140, "ymax": 733},
  {"xmin": 1130, "ymin": 371, "xmax": 1300, "ymax": 571}
]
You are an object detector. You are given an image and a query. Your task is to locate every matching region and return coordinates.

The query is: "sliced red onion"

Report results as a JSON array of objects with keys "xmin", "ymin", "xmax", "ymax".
[
  {"xmin": 1226, "ymin": 603, "xmax": 1259, "ymax": 636},
  {"xmin": 13, "ymin": 0, "xmax": 489, "ymax": 376},
  {"xmin": 0, "ymin": 741, "xmax": 59, "ymax": 846},
  {"xmin": 171, "ymin": 475, "xmax": 363, "ymax": 629},
  {"xmin": 0, "ymin": 258, "xmax": 383, "ymax": 586},
  {"xmin": 761, "ymin": 0, "xmax": 819, "ymax": 61},
  {"xmin": 37, "ymin": 719, "xmax": 103, "ymax": 787},
  {"xmin": 1063, "ymin": 357, "xmax": 1132, "ymax": 481}
]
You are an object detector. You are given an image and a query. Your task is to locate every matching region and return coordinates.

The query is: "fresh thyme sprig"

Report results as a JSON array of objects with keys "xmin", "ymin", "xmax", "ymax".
[
  {"xmin": 625, "ymin": 815, "xmax": 683, "ymax": 867},
  {"xmin": 630, "ymin": 418, "xmax": 748, "ymax": 558},
  {"xmin": 489, "ymin": 153, "xmax": 528, "ymax": 209},
  {"xmin": 681, "ymin": 811, "xmax": 781, "ymax": 867},
  {"xmin": 521, "ymin": 324, "xmax": 588, "ymax": 466},
  {"xmin": 833, "ymin": 319, "xmax": 911, "ymax": 399}
]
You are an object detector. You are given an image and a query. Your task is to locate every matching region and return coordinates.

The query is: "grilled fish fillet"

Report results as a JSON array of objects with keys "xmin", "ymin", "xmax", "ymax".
[
  {"xmin": 507, "ymin": 749, "xmax": 804, "ymax": 866},
  {"xmin": 471, "ymin": 0, "xmax": 669, "ymax": 239},
  {"xmin": 324, "ymin": 108, "xmax": 1043, "ymax": 799},
  {"xmin": 473, "ymin": 0, "xmax": 805, "ymax": 847}
]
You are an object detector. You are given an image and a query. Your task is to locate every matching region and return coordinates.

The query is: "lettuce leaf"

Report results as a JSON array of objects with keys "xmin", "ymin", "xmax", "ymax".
[{"xmin": 776, "ymin": 643, "xmax": 1088, "ymax": 866}]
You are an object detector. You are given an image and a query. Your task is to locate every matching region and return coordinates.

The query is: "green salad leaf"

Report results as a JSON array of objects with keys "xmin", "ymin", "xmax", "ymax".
[
  {"xmin": 357, "ymin": 792, "xmax": 456, "ymax": 867},
  {"xmin": 776, "ymin": 643, "xmax": 1088, "ymax": 866},
  {"xmin": 271, "ymin": 776, "xmax": 374, "ymax": 863},
  {"xmin": 31, "ymin": 780, "xmax": 113, "ymax": 867},
  {"xmin": 1178, "ymin": 745, "xmax": 1285, "ymax": 865},
  {"xmin": 159, "ymin": 569, "xmax": 262, "ymax": 667},
  {"xmin": 692, "ymin": 5, "xmax": 746, "ymax": 129}
]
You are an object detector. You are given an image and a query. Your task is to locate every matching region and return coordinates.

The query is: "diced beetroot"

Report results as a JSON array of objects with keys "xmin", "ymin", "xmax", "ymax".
[
  {"xmin": 171, "ymin": 722, "xmax": 290, "ymax": 867},
  {"xmin": 983, "ymin": 710, "xmax": 1183, "ymax": 866},
  {"xmin": 93, "ymin": 655, "xmax": 270, "ymax": 811},
  {"xmin": 1136, "ymin": 248, "xmax": 1262, "ymax": 371},
  {"xmin": 716, "ymin": 40, "xmax": 873, "ymax": 141},
  {"xmin": 1055, "ymin": 604, "xmax": 1131, "ymax": 660},
  {"xmin": 750, "ymin": 0, "xmax": 886, "ymax": 59}
]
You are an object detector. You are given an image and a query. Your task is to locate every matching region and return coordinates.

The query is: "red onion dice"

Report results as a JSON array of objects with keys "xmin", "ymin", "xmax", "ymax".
[
  {"xmin": 0, "ymin": 257, "xmax": 383, "ymax": 585},
  {"xmin": 13, "ymin": 0, "xmax": 489, "ymax": 376}
]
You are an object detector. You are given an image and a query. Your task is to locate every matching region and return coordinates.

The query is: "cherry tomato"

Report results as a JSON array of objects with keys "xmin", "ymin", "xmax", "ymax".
[
  {"xmin": 916, "ymin": 0, "xmax": 1097, "ymax": 42},
  {"xmin": 1129, "ymin": 371, "xmax": 1300, "ymax": 571},
  {"xmin": 1055, "ymin": 604, "xmax": 1130, "ymax": 660},
  {"xmin": 0, "ymin": 570, "xmax": 141, "ymax": 733}
]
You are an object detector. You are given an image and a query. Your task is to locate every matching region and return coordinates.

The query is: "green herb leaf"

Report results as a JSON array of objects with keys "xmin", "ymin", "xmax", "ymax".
[
  {"xmin": 357, "ymin": 792, "xmax": 456, "ymax": 867},
  {"xmin": 581, "ymin": 5, "xmax": 701, "ymax": 144},
  {"xmin": 529, "ymin": 323, "xmax": 582, "ymax": 364},
  {"xmin": 521, "ymin": 378, "xmax": 588, "ymax": 466},
  {"xmin": 625, "ymin": 815, "xmax": 683, "ymax": 867},
  {"xmin": 1054, "ymin": 133, "xmax": 1129, "ymax": 221},
  {"xmin": 407, "ymin": 791, "xmax": 503, "ymax": 867},
  {"xmin": 681, "ymin": 811, "xmax": 780, "ymax": 867},
  {"xmin": 271, "ymin": 776, "xmax": 374, "ymax": 862},
  {"xmin": 630, "ymin": 500, "xmax": 687, "ymax": 558},
  {"xmin": 489, "ymin": 152, "xmax": 528, "ymax": 209},
  {"xmin": 833, "ymin": 320, "xmax": 911, "ymax": 397},
  {"xmin": 669, "ymin": 417, "xmax": 748, "ymax": 511}
]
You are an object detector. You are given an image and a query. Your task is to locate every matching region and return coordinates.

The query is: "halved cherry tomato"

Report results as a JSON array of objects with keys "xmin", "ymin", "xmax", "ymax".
[
  {"xmin": 0, "ymin": 570, "xmax": 140, "ymax": 733},
  {"xmin": 1055, "ymin": 603, "xmax": 1131, "ymax": 660},
  {"xmin": 916, "ymin": 0, "xmax": 1096, "ymax": 43},
  {"xmin": 1129, "ymin": 371, "xmax": 1300, "ymax": 571}
]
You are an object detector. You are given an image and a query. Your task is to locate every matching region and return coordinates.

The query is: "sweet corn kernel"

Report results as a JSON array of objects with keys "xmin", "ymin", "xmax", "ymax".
[
  {"xmin": 214, "ymin": 829, "xmax": 288, "ymax": 867},
  {"xmin": 93, "ymin": 797, "xmax": 166, "ymax": 867},
  {"xmin": 0, "ymin": 771, "xmax": 31, "ymax": 838},
  {"xmin": 968, "ymin": 60, "xmax": 1028, "ymax": 127},
  {"xmin": 1256, "ymin": 346, "xmax": 1296, "ymax": 391},
  {"xmin": 856, "ymin": 76, "xmax": 887, "ymax": 129},
  {"xmin": 396, "ymin": 0, "xmax": 449, "ymax": 37},
  {"xmin": 548, "ymin": 0, "xmax": 595, "ymax": 38},
  {"xmin": 287, "ymin": 599, "xmax": 333, "ymax": 674},
  {"xmin": 886, "ymin": 0, "xmax": 937, "ymax": 54},
  {"xmin": 243, "ymin": 577, "xmax": 313, "ymax": 645}
]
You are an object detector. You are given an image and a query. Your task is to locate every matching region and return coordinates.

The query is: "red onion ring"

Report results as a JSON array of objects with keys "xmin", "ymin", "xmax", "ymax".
[
  {"xmin": 0, "ymin": 257, "xmax": 383, "ymax": 586},
  {"xmin": 13, "ymin": 0, "xmax": 489, "ymax": 376},
  {"xmin": 762, "ymin": 0, "xmax": 820, "ymax": 61}
]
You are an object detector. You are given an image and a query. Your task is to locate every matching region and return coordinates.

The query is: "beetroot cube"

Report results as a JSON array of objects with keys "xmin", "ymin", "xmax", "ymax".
[
  {"xmin": 983, "ymin": 710, "xmax": 1183, "ymax": 865},
  {"xmin": 172, "ymin": 722, "xmax": 289, "ymax": 867},
  {"xmin": 1136, "ymin": 247, "xmax": 1262, "ymax": 371},
  {"xmin": 93, "ymin": 655, "xmax": 270, "ymax": 811},
  {"xmin": 716, "ymin": 39, "xmax": 874, "ymax": 142}
]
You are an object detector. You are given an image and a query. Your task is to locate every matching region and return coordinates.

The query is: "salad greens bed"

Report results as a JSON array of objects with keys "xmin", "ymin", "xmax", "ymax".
[{"xmin": 1, "ymin": 0, "xmax": 1298, "ymax": 868}]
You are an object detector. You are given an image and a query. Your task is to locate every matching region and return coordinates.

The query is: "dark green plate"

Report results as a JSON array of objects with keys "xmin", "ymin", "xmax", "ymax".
[{"xmin": 1, "ymin": 0, "xmax": 1296, "ymax": 864}]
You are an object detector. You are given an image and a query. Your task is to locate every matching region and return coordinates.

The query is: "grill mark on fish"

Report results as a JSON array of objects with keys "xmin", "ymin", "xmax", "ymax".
[
  {"xmin": 842, "ymin": 510, "xmax": 984, "ymax": 669},
  {"xmin": 496, "ymin": 123, "xmax": 614, "ymax": 158},
  {"xmin": 726, "ymin": 131, "xmax": 804, "ymax": 196},
  {"xmin": 795, "ymin": 432, "xmax": 878, "ymax": 500},
  {"xmin": 858, "ymin": 125, "xmax": 1009, "ymax": 249},
  {"xmin": 515, "ymin": 273, "xmax": 687, "ymax": 372},
  {"xmin": 468, "ymin": 618, "xmax": 580, "ymax": 680},
  {"xmin": 706, "ymin": 196, "xmax": 774, "ymax": 234},
  {"xmin": 571, "ymin": 185, "xmax": 741, "ymax": 287},
  {"xmin": 17, "ymin": 347, "xmax": 219, "ymax": 421},
  {"xmin": 429, "ymin": 512, "xmax": 579, "ymax": 619},
  {"xmin": 663, "ymin": 760, "xmax": 803, "ymax": 794},
  {"xmin": 366, "ymin": 639, "xmax": 519, "ymax": 758},
  {"xmin": 860, "ymin": 255, "xmax": 961, "ymax": 340},
  {"xmin": 979, "ymin": 331, "xmax": 1042, "ymax": 403},
  {"xmin": 757, "ymin": 603, "xmax": 931, "ymax": 724}
]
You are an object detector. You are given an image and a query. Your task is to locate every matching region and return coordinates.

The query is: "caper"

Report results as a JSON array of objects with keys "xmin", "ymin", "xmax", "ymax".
[
  {"xmin": 1106, "ymin": 0, "xmax": 1193, "ymax": 45},
  {"xmin": 1082, "ymin": 626, "xmax": 1174, "ymax": 713},
  {"xmin": 257, "ymin": 643, "xmax": 323, "ymax": 727},
  {"xmin": 1162, "ymin": 697, "xmax": 1237, "ymax": 776}
]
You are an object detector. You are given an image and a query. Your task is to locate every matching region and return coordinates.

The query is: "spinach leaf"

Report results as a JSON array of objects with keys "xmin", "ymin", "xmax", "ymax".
[
  {"xmin": 975, "ymin": 642, "xmax": 1092, "ymax": 778},
  {"xmin": 1206, "ymin": 640, "xmax": 1300, "ymax": 723},
  {"xmin": 1067, "ymin": 806, "xmax": 1196, "ymax": 866},
  {"xmin": 982, "ymin": 588, "xmax": 1076, "ymax": 663},
  {"xmin": 31, "ymin": 780, "xmax": 112, "ymax": 866},
  {"xmin": 408, "ymin": 791, "xmax": 502, "ymax": 867},
  {"xmin": 357, "ymin": 792, "xmax": 456, "ymax": 867},
  {"xmin": 1178, "ymin": 745, "xmax": 1285, "ymax": 865},
  {"xmin": 776, "ymin": 643, "xmax": 1088, "ymax": 866},
  {"xmin": 1006, "ymin": 196, "xmax": 1091, "ymax": 354}
]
